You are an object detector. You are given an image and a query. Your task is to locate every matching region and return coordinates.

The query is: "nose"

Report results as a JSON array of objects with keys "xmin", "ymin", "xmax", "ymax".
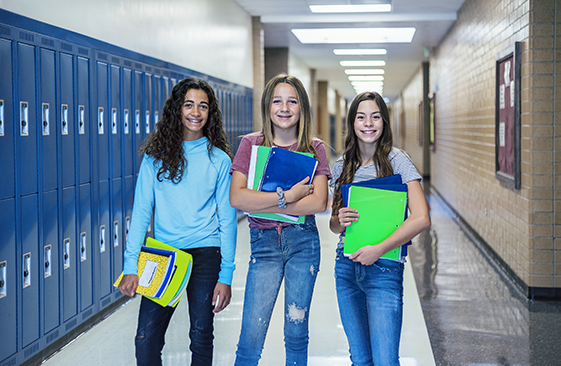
[
  {"xmin": 365, "ymin": 116, "xmax": 374, "ymax": 126},
  {"xmin": 191, "ymin": 106, "xmax": 202, "ymax": 116}
]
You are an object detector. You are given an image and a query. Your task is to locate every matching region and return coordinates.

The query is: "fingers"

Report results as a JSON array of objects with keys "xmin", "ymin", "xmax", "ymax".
[
  {"xmin": 338, "ymin": 207, "xmax": 359, "ymax": 227},
  {"xmin": 298, "ymin": 176, "xmax": 311, "ymax": 185}
]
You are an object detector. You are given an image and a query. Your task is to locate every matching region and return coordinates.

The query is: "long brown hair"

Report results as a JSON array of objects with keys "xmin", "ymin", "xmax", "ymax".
[
  {"xmin": 260, "ymin": 74, "xmax": 317, "ymax": 156},
  {"xmin": 332, "ymin": 91, "xmax": 394, "ymax": 214},
  {"xmin": 140, "ymin": 78, "xmax": 232, "ymax": 183}
]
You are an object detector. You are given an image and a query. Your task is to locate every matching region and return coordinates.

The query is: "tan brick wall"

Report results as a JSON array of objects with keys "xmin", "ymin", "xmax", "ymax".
[{"xmin": 397, "ymin": 0, "xmax": 560, "ymax": 290}]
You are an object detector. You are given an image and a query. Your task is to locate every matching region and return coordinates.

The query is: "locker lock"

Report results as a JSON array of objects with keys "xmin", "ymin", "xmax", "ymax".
[
  {"xmin": 64, "ymin": 253, "xmax": 68, "ymax": 260},
  {"xmin": 44, "ymin": 121, "xmax": 48, "ymax": 127},
  {"xmin": 22, "ymin": 120, "xmax": 27, "ymax": 127},
  {"xmin": 24, "ymin": 269, "xmax": 29, "ymax": 277},
  {"xmin": 45, "ymin": 261, "xmax": 50, "ymax": 269},
  {"xmin": 0, "ymin": 280, "xmax": 4, "ymax": 288}
]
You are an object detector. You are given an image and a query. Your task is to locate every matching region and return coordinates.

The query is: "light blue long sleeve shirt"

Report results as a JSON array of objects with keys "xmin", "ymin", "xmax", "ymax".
[{"xmin": 123, "ymin": 137, "xmax": 237, "ymax": 285}]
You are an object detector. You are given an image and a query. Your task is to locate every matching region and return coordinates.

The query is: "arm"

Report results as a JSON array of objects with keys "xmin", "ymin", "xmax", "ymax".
[
  {"xmin": 349, "ymin": 180, "xmax": 431, "ymax": 265},
  {"xmin": 230, "ymin": 171, "xmax": 328, "ymax": 216},
  {"xmin": 213, "ymin": 157, "xmax": 237, "ymax": 312}
]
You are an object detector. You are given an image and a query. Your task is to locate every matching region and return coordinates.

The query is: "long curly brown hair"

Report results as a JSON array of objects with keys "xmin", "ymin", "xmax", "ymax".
[
  {"xmin": 140, "ymin": 78, "xmax": 232, "ymax": 183},
  {"xmin": 332, "ymin": 91, "xmax": 394, "ymax": 214}
]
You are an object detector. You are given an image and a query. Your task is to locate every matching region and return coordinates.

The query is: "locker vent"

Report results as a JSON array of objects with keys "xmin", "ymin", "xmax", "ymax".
[
  {"xmin": 98, "ymin": 52, "xmax": 107, "ymax": 60},
  {"xmin": 111, "ymin": 56, "xmax": 120, "ymax": 64},
  {"xmin": 82, "ymin": 308, "xmax": 93, "ymax": 319},
  {"xmin": 101, "ymin": 297, "xmax": 111, "ymax": 307},
  {"xmin": 61, "ymin": 42, "xmax": 73, "ymax": 52},
  {"xmin": 46, "ymin": 330, "xmax": 59, "ymax": 344},
  {"xmin": 18, "ymin": 30, "xmax": 34, "ymax": 42},
  {"xmin": 23, "ymin": 342, "xmax": 39, "ymax": 359},
  {"xmin": 124, "ymin": 60, "xmax": 132, "ymax": 67},
  {"xmin": 0, "ymin": 25, "xmax": 10, "ymax": 36},
  {"xmin": 145, "ymin": 66, "xmax": 152, "ymax": 72},
  {"xmin": 135, "ymin": 62, "xmax": 142, "ymax": 69},
  {"xmin": 78, "ymin": 47, "xmax": 89, "ymax": 56},
  {"xmin": 3, "ymin": 356, "xmax": 16, "ymax": 366},
  {"xmin": 65, "ymin": 318, "xmax": 77, "ymax": 331},
  {"xmin": 41, "ymin": 37, "xmax": 54, "ymax": 47}
]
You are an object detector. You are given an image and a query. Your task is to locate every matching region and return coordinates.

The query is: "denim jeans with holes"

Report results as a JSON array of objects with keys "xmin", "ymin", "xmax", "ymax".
[
  {"xmin": 134, "ymin": 247, "xmax": 221, "ymax": 366},
  {"xmin": 235, "ymin": 216, "xmax": 321, "ymax": 366},
  {"xmin": 334, "ymin": 247, "xmax": 404, "ymax": 366}
]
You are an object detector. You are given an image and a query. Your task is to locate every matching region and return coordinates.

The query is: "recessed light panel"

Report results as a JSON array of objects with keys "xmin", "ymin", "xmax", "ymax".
[
  {"xmin": 333, "ymin": 49, "xmax": 387, "ymax": 55},
  {"xmin": 345, "ymin": 69, "xmax": 385, "ymax": 75},
  {"xmin": 291, "ymin": 28, "xmax": 416, "ymax": 44},
  {"xmin": 340, "ymin": 60, "xmax": 386, "ymax": 67},
  {"xmin": 309, "ymin": 4, "xmax": 391, "ymax": 13}
]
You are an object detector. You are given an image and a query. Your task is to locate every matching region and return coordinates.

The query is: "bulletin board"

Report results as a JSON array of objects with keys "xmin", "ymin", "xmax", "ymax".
[{"xmin": 495, "ymin": 42, "xmax": 521, "ymax": 189}]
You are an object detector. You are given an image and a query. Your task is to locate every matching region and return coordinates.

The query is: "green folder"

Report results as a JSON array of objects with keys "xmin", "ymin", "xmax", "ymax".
[
  {"xmin": 247, "ymin": 145, "xmax": 312, "ymax": 224},
  {"xmin": 344, "ymin": 185, "xmax": 407, "ymax": 260}
]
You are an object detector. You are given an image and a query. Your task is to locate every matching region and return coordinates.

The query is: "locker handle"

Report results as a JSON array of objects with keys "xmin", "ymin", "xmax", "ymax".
[
  {"xmin": 61, "ymin": 104, "xmax": 69, "ymax": 135},
  {"xmin": 0, "ymin": 99, "xmax": 4, "ymax": 136},
  {"xmin": 0, "ymin": 260, "xmax": 6, "ymax": 298},
  {"xmin": 80, "ymin": 232, "xmax": 87, "ymax": 262},
  {"xmin": 79, "ymin": 105, "xmax": 85, "ymax": 134},
  {"xmin": 98, "ymin": 107, "xmax": 104, "ymax": 135},
  {"xmin": 100, "ymin": 225, "xmax": 106, "ymax": 253},
  {"xmin": 44, "ymin": 244, "xmax": 52, "ymax": 278},
  {"xmin": 21, "ymin": 101, "xmax": 29, "ymax": 136},
  {"xmin": 64, "ymin": 238, "xmax": 70, "ymax": 269},
  {"xmin": 42, "ymin": 103, "xmax": 50, "ymax": 135},
  {"xmin": 135, "ymin": 109, "xmax": 140, "ymax": 134},
  {"xmin": 23, "ymin": 253, "xmax": 31, "ymax": 288},
  {"xmin": 112, "ymin": 108, "xmax": 117, "ymax": 134}
]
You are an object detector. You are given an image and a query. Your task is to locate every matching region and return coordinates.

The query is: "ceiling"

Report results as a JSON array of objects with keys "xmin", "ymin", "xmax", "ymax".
[{"xmin": 232, "ymin": 0, "xmax": 467, "ymax": 102}]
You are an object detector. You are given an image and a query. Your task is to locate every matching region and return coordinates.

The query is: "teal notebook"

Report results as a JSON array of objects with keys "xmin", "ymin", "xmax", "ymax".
[{"xmin": 344, "ymin": 185, "xmax": 407, "ymax": 260}]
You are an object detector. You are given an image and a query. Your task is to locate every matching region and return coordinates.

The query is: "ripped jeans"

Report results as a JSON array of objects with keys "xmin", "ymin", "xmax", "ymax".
[
  {"xmin": 135, "ymin": 247, "xmax": 221, "ymax": 366},
  {"xmin": 235, "ymin": 216, "xmax": 321, "ymax": 366},
  {"xmin": 334, "ymin": 247, "xmax": 404, "ymax": 366}
]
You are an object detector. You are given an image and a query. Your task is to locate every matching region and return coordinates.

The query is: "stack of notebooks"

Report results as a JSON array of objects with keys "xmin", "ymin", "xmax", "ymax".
[
  {"xmin": 114, "ymin": 237, "xmax": 193, "ymax": 307},
  {"xmin": 341, "ymin": 174, "xmax": 410, "ymax": 261},
  {"xmin": 246, "ymin": 145, "xmax": 318, "ymax": 223}
]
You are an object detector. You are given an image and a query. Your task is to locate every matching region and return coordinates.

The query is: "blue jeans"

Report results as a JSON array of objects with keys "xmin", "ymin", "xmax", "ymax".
[
  {"xmin": 135, "ymin": 247, "xmax": 221, "ymax": 366},
  {"xmin": 334, "ymin": 248, "xmax": 404, "ymax": 366},
  {"xmin": 235, "ymin": 216, "xmax": 321, "ymax": 366}
]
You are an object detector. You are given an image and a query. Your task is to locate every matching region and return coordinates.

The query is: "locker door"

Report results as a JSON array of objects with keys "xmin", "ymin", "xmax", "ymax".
[
  {"xmin": 0, "ymin": 198, "xmax": 17, "ymax": 361},
  {"xmin": 79, "ymin": 183, "xmax": 93, "ymax": 311},
  {"xmin": 153, "ymin": 75, "xmax": 161, "ymax": 130},
  {"xmin": 40, "ymin": 48, "xmax": 58, "ymax": 192},
  {"xmin": 77, "ymin": 57, "xmax": 90, "ymax": 185},
  {"xmin": 124, "ymin": 176, "xmax": 134, "ymax": 246},
  {"xmin": 134, "ymin": 70, "xmax": 143, "ymax": 175},
  {"xmin": 60, "ymin": 53, "xmax": 75, "ymax": 188},
  {"xmin": 42, "ymin": 189, "xmax": 60, "ymax": 333},
  {"xmin": 0, "ymin": 39, "xmax": 15, "ymax": 200},
  {"xmin": 17, "ymin": 43, "xmax": 38, "ymax": 196},
  {"xmin": 97, "ymin": 62, "xmax": 109, "ymax": 181},
  {"xmin": 144, "ymin": 73, "xmax": 152, "ymax": 136},
  {"xmin": 123, "ymin": 68, "xmax": 133, "ymax": 177},
  {"xmin": 21, "ymin": 194, "xmax": 39, "ymax": 346},
  {"xmin": 62, "ymin": 186, "xmax": 77, "ymax": 321},
  {"xmin": 110, "ymin": 65, "xmax": 121, "ymax": 179},
  {"xmin": 162, "ymin": 76, "xmax": 169, "ymax": 101},
  {"xmin": 111, "ymin": 178, "xmax": 123, "ymax": 291},
  {"xmin": 98, "ymin": 180, "xmax": 111, "ymax": 300}
]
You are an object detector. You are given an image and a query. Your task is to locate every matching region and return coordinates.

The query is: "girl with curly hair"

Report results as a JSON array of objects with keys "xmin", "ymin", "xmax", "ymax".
[
  {"xmin": 118, "ymin": 78, "xmax": 237, "ymax": 366},
  {"xmin": 329, "ymin": 91, "xmax": 431, "ymax": 366},
  {"xmin": 229, "ymin": 75, "xmax": 332, "ymax": 365}
]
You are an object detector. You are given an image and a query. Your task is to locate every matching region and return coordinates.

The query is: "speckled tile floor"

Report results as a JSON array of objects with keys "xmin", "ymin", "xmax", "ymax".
[{"xmin": 409, "ymin": 184, "xmax": 561, "ymax": 366}]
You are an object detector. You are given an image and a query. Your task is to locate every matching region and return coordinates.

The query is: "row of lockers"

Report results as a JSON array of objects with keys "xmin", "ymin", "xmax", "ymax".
[{"xmin": 0, "ymin": 11, "xmax": 253, "ymax": 366}]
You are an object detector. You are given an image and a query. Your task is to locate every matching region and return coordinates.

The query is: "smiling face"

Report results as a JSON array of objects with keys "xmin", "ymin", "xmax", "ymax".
[
  {"xmin": 354, "ymin": 99, "xmax": 384, "ymax": 149},
  {"xmin": 181, "ymin": 88, "xmax": 209, "ymax": 141},
  {"xmin": 269, "ymin": 83, "xmax": 300, "ymax": 135}
]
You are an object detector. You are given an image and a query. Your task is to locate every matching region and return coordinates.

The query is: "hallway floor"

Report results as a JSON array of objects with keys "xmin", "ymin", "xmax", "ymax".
[{"xmin": 40, "ymin": 186, "xmax": 561, "ymax": 366}]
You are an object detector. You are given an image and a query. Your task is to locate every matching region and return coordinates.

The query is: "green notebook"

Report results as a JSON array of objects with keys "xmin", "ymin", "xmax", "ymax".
[{"xmin": 344, "ymin": 185, "xmax": 407, "ymax": 260}]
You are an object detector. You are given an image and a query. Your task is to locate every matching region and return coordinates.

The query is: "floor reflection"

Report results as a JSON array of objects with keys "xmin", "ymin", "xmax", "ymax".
[{"xmin": 409, "ymin": 183, "xmax": 561, "ymax": 366}]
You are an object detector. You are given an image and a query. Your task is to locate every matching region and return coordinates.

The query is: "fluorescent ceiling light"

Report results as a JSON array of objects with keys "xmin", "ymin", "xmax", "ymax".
[
  {"xmin": 334, "ymin": 49, "xmax": 387, "ymax": 55},
  {"xmin": 348, "ymin": 76, "xmax": 385, "ymax": 81},
  {"xmin": 291, "ymin": 28, "xmax": 416, "ymax": 44},
  {"xmin": 309, "ymin": 4, "xmax": 391, "ymax": 13},
  {"xmin": 345, "ymin": 69, "xmax": 385, "ymax": 75},
  {"xmin": 352, "ymin": 81, "xmax": 384, "ymax": 87},
  {"xmin": 340, "ymin": 60, "xmax": 386, "ymax": 67}
]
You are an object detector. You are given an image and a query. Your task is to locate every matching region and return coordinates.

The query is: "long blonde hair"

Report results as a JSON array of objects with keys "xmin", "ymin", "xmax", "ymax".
[{"xmin": 259, "ymin": 74, "xmax": 317, "ymax": 156}]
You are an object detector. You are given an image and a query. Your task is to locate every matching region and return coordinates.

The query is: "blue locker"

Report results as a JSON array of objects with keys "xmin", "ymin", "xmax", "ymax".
[
  {"xmin": 42, "ymin": 189, "xmax": 60, "ymax": 334},
  {"xmin": 0, "ymin": 198, "xmax": 17, "ymax": 362},
  {"xmin": 98, "ymin": 179, "xmax": 111, "ymax": 300},
  {"xmin": 134, "ymin": 70, "xmax": 144, "ymax": 174},
  {"xmin": 124, "ymin": 176, "xmax": 134, "ymax": 246},
  {"xmin": 17, "ymin": 43, "xmax": 38, "ymax": 196},
  {"xmin": 0, "ymin": 39, "xmax": 15, "ymax": 200},
  {"xmin": 123, "ymin": 68, "xmax": 133, "ymax": 177},
  {"xmin": 110, "ymin": 65, "xmax": 121, "ymax": 179},
  {"xmin": 162, "ymin": 76, "xmax": 170, "ymax": 101},
  {"xmin": 77, "ymin": 57, "xmax": 90, "ymax": 185},
  {"xmin": 97, "ymin": 62, "xmax": 109, "ymax": 181},
  {"xmin": 79, "ymin": 183, "xmax": 93, "ymax": 311},
  {"xmin": 40, "ymin": 48, "xmax": 58, "ymax": 192},
  {"xmin": 153, "ymin": 74, "xmax": 161, "ymax": 129},
  {"xmin": 21, "ymin": 194, "xmax": 40, "ymax": 347},
  {"xmin": 144, "ymin": 73, "xmax": 152, "ymax": 136},
  {"xmin": 60, "ymin": 53, "xmax": 76, "ymax": 188},
  {"xmin": 111, "ymin": 178, "xmax": 123, "ymax": 291},
  {"xmin": 62, "ymin": 186, "xmax": 77, "ymax": 322}
]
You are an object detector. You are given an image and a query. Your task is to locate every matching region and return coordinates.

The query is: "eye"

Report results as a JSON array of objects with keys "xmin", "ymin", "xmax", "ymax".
[
  {"xmin": 184, "ymin": 102, "xmax": 193, "ymax": 108},
  {"xmin": 200, "ymin": 104, "xmax": 208, "ymax": 110},
  {"xmin": 289, "ymin": 100, "xmax": 298, "ymax": 105},
  {"xmin": 272, "ymin": 99, "xmax": 281, "ymax": 104}
]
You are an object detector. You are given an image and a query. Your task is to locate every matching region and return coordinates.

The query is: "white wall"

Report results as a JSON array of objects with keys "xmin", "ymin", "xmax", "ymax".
[
  {"xmin": 1, "ymin": 0, "xmax": 253, "ymax": 88},
  {"xmin": 288, "ymin": 52, "xmax": 312, "ymax": 96}
]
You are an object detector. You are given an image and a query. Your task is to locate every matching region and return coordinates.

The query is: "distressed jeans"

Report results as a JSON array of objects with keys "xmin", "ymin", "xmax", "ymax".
[
  {"xmin": 334, "ymin": 248, "xmax": 404, "ymax": 366},
  {"xmin": 235, "ymin": 216, "xmax": 321, "ymax": 366},
  {"xmin": 135, "ymin": 247, "xmax": 221, "ymax": 366}
]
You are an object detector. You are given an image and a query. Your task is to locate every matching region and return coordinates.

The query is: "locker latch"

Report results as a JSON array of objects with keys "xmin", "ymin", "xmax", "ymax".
[
  {"xmin": 124, "ymin": 109, "xmax": 130, "ymax": 135},
  {"xmin": 114, "ymin": 221, "xmax": 119, "ymax": 247},
  {"xmin": 98, "ymin": 107, "xmax": 104, "ymax": 135},
  {"xmin": 64, "ymin": 238, "xmax": 70, "ymax": 269},
  {"xmin": 145, "ymin": 110, "xmax": 150, "ymax": 133},
  {"xmin": 135, "ymin": 110, "xmax": 140, "ymax": 134},
  {"xmin": 125, "ymin": 216, "xmax": 131, "ymax": 242},
  {"xmin": 20, "ymin": 101, "xmax": 29, "ymax": 136},
  {"xmin": 79, "ymin": 105, "xmax": 85, "ymax": 135},
  {"xmin": 80, "ymin": 232, "xmax": 87, "ymax": 262},
  {"xmin": 61, "ymin": 104, "xmax": 69, "ymax": 135},
  {"xmin": 23, "ymin": 252, "xmax": 31, "ymax": 288},
  {"xmin": 42, "ymin": 103, "xmax": 50, "ymax": 135},
  {"xmin": 100, "ymin": 225, "xmax": 106, "ymax": 253},
  {"xmin": 0, "ymin": 261, "xmax": 6, "ymax": 298},
  {"xmin": 0, "ymin": 99, "xmax": 4, "ymax": 136},
  {"xmin": 111, "ymin": 108, "xmax": 117, "ymax": 134},
  {"xmin": 44, "ymin": 245, "xmax": 52, "ymax": 278}
]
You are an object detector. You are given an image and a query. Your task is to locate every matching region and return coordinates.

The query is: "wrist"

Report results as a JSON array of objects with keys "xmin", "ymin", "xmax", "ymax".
[{"xmin": 277, "ymin": 187, "xmax": 287, "ymax": 209}]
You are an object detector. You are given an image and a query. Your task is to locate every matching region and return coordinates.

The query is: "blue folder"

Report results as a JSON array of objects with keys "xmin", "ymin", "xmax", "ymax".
[
  {"xmin": 341, "ymin": 174, "xmax": 412, "ymax": 256},
  {"xmin": 259, "ymin": 147, "xmax": 318, "ymax": 192}
]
